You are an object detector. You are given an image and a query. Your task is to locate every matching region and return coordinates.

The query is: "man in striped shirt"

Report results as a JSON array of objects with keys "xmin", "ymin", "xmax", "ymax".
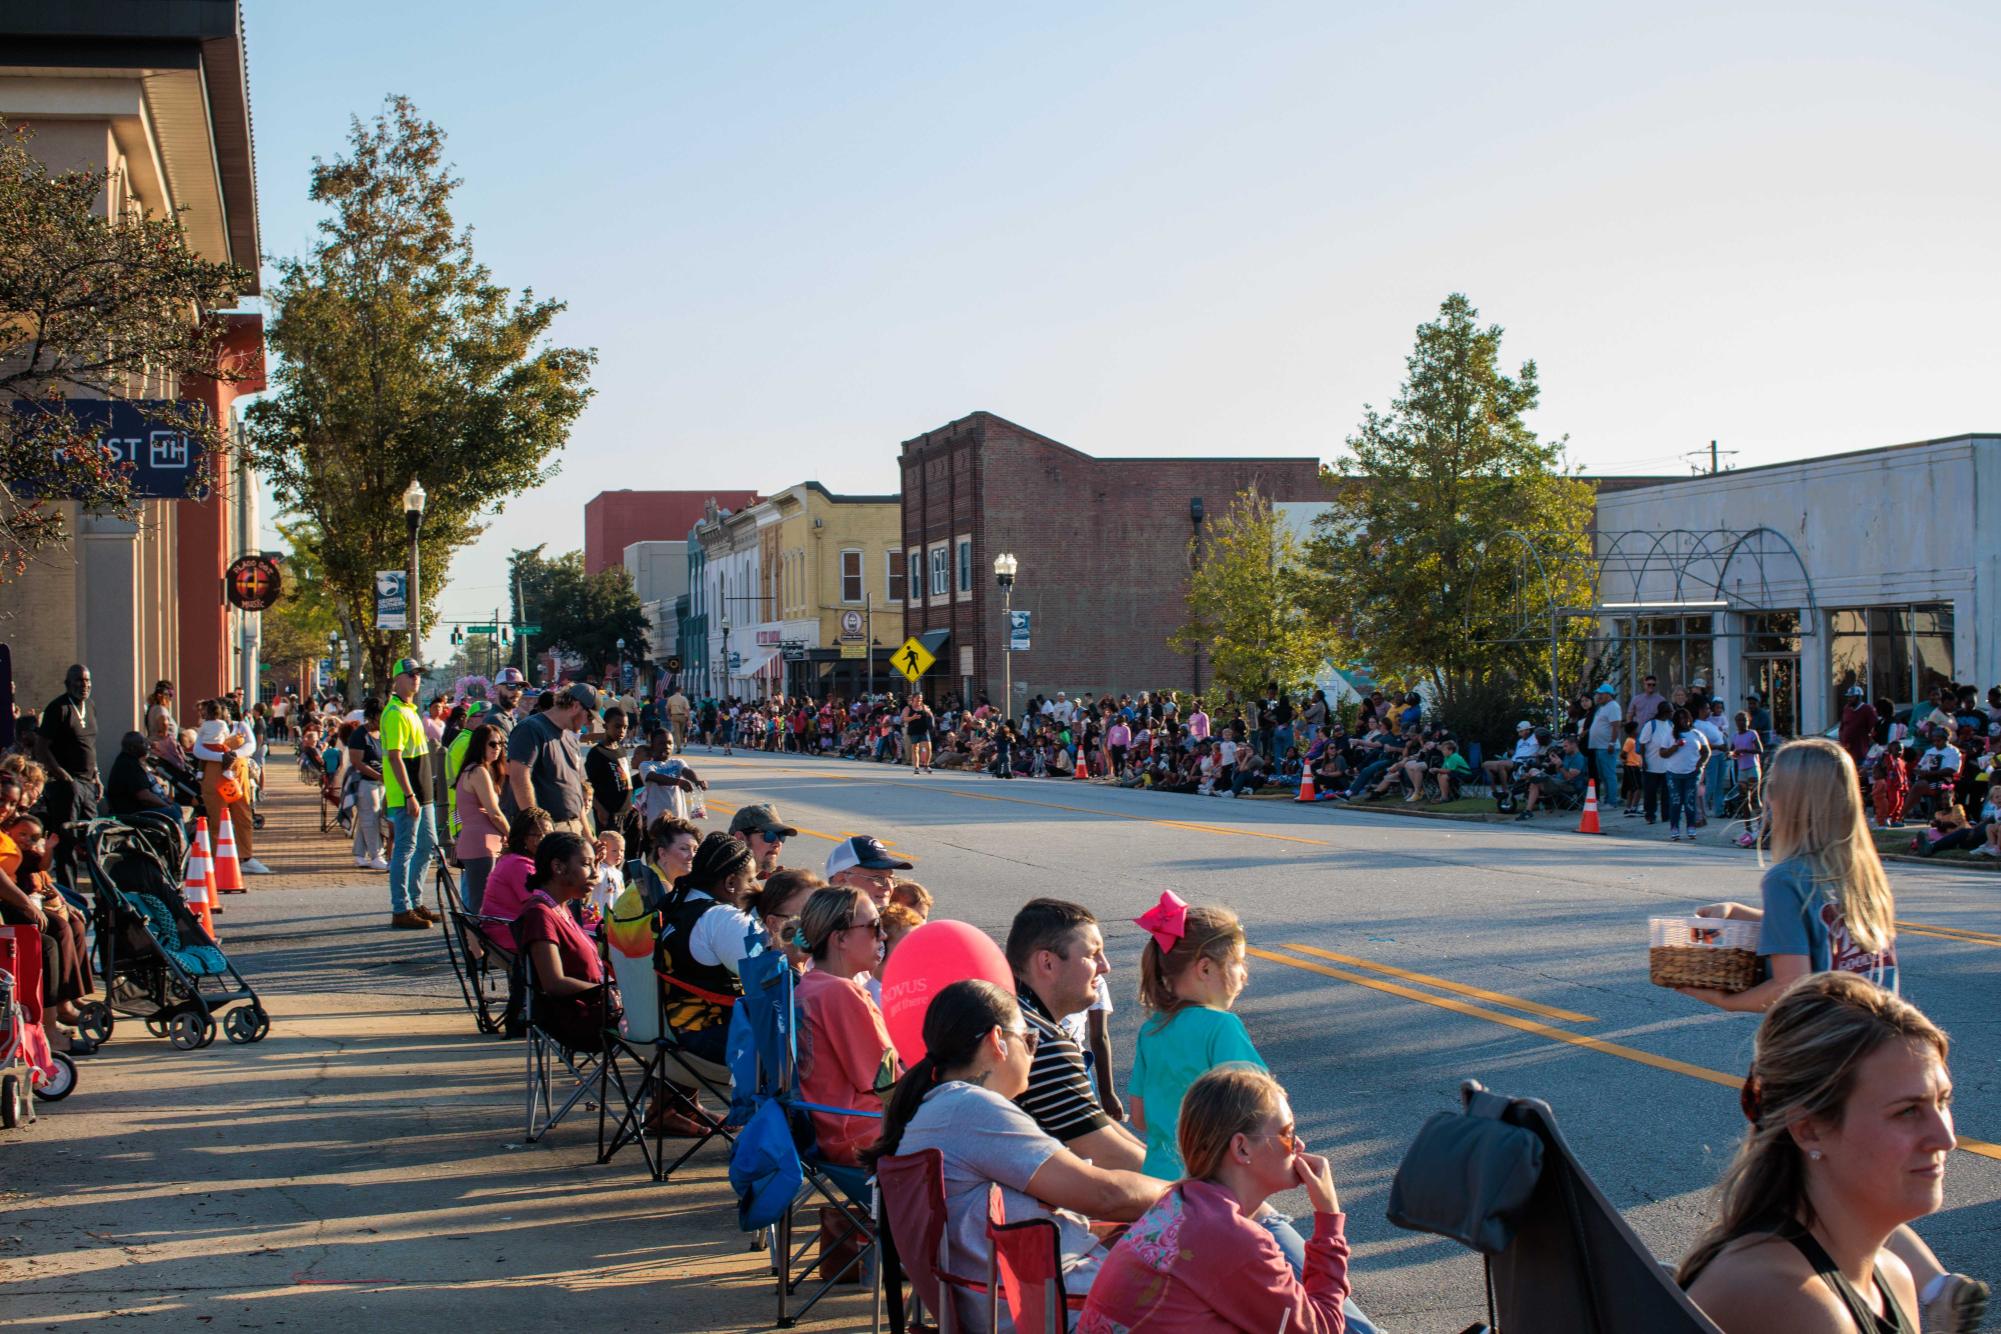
[{"xmin": 1004, "ymin": 899, "xmax": 1147, "ymax": 1171}]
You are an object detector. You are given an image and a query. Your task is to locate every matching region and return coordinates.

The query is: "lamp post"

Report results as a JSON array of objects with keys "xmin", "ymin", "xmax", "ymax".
[
  {"xmin": 326, "ymin": 630, "xmax": 341, "ymax": 697},
  {"xmin": 994, "ymin": 552, "xmax": 1018, "ymax": 724},
  {"xmin": 615, "ymin": 636, "xmax": 626, "ymax": 692},
  {"xmin": 402, "ymin": 477, "xmax": 427, "ymax": 657},
  {"xmin": 719, "ymin": 612, "xmax": 732, "ymax": 699}
]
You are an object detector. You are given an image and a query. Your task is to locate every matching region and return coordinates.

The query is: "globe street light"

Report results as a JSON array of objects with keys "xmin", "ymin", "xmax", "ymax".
[
  {"xmin": 719, "ymin": 612, "xmax": 732, "ymax": 697},
  {"xmin": 994, "ymin": 552, "xmax": 1018, "ymax": 724},
  {"xmin": 402, "ymin": 477, "xmax": 427, "ymax": 657}
]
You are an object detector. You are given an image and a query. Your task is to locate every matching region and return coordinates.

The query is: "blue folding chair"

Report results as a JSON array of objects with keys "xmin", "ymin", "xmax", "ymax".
[{"xmin": 730, "ymin": 947, "xmax": 882, "ymax": 1327}]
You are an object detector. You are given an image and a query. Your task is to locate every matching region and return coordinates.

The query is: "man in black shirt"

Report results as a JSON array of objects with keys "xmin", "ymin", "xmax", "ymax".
[
  {"xmin": 105, "ymin": 730, "xmax": 176, "ymax": 817},
  {"xmin": 1003, "ymin": 898, "xmax": 1145, "ymax": 1170},
  {"xmin": 40, "ymin": 664, "xmax": 100, "ymax": 883},
  {"xmin": 585, "ymin": 706, "xmax": 639, "ymax": 851}
]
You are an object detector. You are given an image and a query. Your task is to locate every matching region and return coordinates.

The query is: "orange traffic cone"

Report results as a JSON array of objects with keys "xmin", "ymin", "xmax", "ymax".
[
  {"xmin": 1073, "ymin": 746, "xmax": 1089, "ymax": 780},
  {"xmin": 1296, "ymin": 766, "xmax": 1317, "ymax": 803},
  {"xmin": 212, "ymin": 815, "xmax": 247, "ymax": 894},
  {"xmin": 1576, "ymin": 780, "xmax": 1604, "ymax": 834},
  {"xmin": 184, "ymin": 818, "xmax": 217, "ymax": 941}
]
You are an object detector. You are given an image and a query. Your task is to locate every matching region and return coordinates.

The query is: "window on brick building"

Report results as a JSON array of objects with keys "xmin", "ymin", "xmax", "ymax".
[
  {"xmin": 840, "ymin": 549, "xmax": 863, "ymax": 603},
  {"xmin": 887, "ymin": 550, "xmax": 905, "ymax": 603},
  {"xmin": 908, "ymin": 547, "xmax": 923, "ymax": 606},
  {"xmin": 928, "ymin": 543, "xmax": 949, "ymax": 597},
  {"xmin": 955, "ymin": 535, "xmax": 972, "ymax": 598}
]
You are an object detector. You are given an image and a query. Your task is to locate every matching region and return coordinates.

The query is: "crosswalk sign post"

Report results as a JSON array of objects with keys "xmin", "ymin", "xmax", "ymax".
[{"xmin": 892, "ymin": 636, "xmax": 935, "ymax": 685}]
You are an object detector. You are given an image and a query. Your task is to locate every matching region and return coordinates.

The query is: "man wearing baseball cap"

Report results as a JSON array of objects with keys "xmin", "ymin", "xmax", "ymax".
[
  {"xmin": 824, "ymin": 834, "xmax": 911, "ymax": 908},
  {"xmin": 728, "ymin": 802, "xmax": 798, "ymax": 879},
  {"xmin": 382, "ymin": 657, "xmax": 439, "ymax": 929},
  {"xmin": 506, "ymin": 681, "xmax": 594, "ymax": 834},
  {"xmin": 1838, "ymin": 683, "xmax": 1877, "ymax": 780},
  {"xmin": 1585, "ymin": 683, "xmax": 1623, "ymax": 803},
  {"xmin": 487, "ymin": 666, "xmax": 530, "ymax": 736}
]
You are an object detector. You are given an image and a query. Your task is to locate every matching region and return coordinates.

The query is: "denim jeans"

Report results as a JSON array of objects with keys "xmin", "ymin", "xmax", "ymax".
[
  {"xmin": 1592, "ymin": 747, "xmax": 1620, "ymax": 802},
  {"xmin": 1706, "ymin": 752, "xmax": 1735, "ymax": 815},
  {"xmin": 1665, "ymin": 770, "xmax": 1699, "ymax": 835},
  {"xmin": 388, "ymin": 801, "xmax": 437, "ymax": 914},
  {"xmin": 458, "ymin": 855, "xmax": 494, "ymax": 914},
  {"xmin": 1255, "ymin": 1210, "xmax": 1380, "ymax": 1333}
]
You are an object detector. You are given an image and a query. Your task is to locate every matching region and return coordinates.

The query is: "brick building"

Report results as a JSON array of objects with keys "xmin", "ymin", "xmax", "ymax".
[
  {"xmin": 583, "ymin": 489, "xmax": 759, "ymax": 573},
  {"xmin": 899, "ymin": 411, "xmax": 1322, "ymax": 707}
]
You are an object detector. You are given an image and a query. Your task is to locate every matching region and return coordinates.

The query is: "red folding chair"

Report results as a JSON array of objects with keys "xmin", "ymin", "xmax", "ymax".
[
  {"xmin": 985, "ymin": 1184, "xmax": 1086, "ymax": 1334},
  {"xmin": 877, "ymin": 1148, "xmax": 991, "ymax": 1334}
]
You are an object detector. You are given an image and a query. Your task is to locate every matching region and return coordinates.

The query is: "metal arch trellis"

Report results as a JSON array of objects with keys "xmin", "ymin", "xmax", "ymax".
[{"xmin": 1473, "ymin": 526, "xmax": 1822, "ymax": 712}]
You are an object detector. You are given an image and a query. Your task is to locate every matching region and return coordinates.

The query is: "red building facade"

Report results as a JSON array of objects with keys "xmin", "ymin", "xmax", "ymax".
[
  {"xmin": 899, "ymin": 412, "xmax": 1322, "ymax": 707},
  {"xmin": 583, "ymin": 489, "xmax": 761, "ymax": 573}
]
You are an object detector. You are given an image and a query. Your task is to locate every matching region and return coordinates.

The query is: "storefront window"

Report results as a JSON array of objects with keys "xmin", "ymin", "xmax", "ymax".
[
  {"xmin": 1827, "ymin": 603, "xmax": 1954, "ymax": 725},
  {"xmin": 1628, "ymin": 614, "xmax": 1713, "ymax": 693}
]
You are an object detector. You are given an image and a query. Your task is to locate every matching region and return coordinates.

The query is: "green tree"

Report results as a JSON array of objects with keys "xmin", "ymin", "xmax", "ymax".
[
  {"xmin": 259, "ymin": 518, "xmax": 343, "ymax": 670},
  {"xmin": 1171, "ymin": 488, "xmax": 1335, "ymax": 704},
  {"xmin": 0, "ymin": 119, "xmax": 253, "ymax": 578},
  {"xmin": 509, "ymin": 546, "xmax": 648, "ymax": 680},
  {"xmin": 243, "ymin": 96, "xmax": 595, "ymax": 693},
  {"xmin": 1305, "ymin": 294, "xmax": 1595, "ymax": 707}
]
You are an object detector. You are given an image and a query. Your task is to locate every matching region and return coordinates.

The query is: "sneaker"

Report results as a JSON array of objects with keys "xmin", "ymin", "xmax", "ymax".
[
  {"xmin": 1623, "ymin": 809, "xmax": 1641, "ymax": 817},
  {"xmin": 365, "ymin": 858, "xmax": 390, "ymax": 871},
  {"xmin": 389, "ymin": 911, "xmax": 429, "ymax": 929},
  {"xmin": 1922, "ymin": 1274, "xmax": 1989, "ymax": 1334},
  {"xmin": 241, "ymin": 858, "xmax": 272, "ymax": 875},
  {"xmin": 1668, "ymin": 833, "xmax": 1680, "ymax": 842},
  {"xmin": 1514, "ymin": 812, "xmax": 1531, "ymax": 822}
]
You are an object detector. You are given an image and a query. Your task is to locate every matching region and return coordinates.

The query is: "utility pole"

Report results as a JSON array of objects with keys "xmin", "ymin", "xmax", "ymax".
[
  {"xmin": 865, "ymin": 593, "xmax": 874, "ymax": 701},
  {"xmin": 1688, "ymin": 439, "xmax": 1738, "ymax": 475},
  {"xmin": 515, "ymin": 570, "xmax": 529, "ymax": 679}
]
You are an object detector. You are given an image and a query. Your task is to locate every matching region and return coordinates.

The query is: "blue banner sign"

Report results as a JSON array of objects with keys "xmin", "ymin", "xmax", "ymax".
[{"xmin": 10, "ymin": 399, "xmax": 208, "ymax": 499}]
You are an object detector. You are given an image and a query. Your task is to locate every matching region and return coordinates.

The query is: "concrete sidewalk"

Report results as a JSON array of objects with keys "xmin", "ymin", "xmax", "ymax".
[{"xmin": 1, "ymin": 761, "xmax": 871, "ymax": 1331}]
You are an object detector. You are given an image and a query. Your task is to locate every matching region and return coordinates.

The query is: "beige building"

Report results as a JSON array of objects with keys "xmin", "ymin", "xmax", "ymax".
[
  {"xmin": 694, "ymin": 482, "xmax": 904, "ymax": 699},
  {"xmin": 0, "ymin": 3, "xmax": 264, "ymax": 744}
]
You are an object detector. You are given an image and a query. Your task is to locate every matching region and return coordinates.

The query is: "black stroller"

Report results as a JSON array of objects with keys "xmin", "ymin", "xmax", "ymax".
[{"xmin": 73, "ymin": 818, "xmax": 268, "ymax": 1050}]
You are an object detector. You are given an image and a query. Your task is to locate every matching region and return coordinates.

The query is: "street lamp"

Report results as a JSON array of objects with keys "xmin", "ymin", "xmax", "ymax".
[
  {"xmin": 615, "ymin": 636, "xmax": 626, "ymax": 691},
  {"xmin": 719, "ymin": 612, "xmax": 732, "ymax": 697},
  {"xmin": 402, "ymin": 477, "xmax": 427, "ymax": 656},
  {"xmin": 994, "ymin": 552, "xmax": 1018, "ymax": 723}
]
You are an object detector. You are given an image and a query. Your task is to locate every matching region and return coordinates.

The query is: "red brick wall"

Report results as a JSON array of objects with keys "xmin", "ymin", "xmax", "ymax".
[
  {"xmin": 583, "ymin": 490, "xmax": 760, "ymax": 573},
  {"xmin": 900, "ymin": 412, "xmax": 1322, "ymax": 706},
  {"xmin": 176, "ymin": 314, "xmax": 266, "ymax": 705}
]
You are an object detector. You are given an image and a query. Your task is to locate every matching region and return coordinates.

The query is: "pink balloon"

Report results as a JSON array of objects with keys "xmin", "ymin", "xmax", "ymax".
[{"xmin": 879, "ymin": 920, "xmax": 1014, "ymax": 1063}]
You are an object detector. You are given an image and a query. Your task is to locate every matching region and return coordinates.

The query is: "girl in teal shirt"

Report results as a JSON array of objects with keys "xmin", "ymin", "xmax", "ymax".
[{"xmin": 1127, "ymin": 897, "xmax": 1264, "ymax": 1178}]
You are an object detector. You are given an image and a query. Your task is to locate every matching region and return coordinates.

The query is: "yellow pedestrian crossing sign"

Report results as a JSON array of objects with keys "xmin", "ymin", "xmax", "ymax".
[{"xmin": 892, "ymin": 637, "xmax": 935, "ymax": 684}]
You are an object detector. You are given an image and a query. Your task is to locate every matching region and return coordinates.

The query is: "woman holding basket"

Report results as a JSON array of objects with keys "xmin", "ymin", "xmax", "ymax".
[{"xmin": 1678, "ymin": 737, "xmax": 1986, "ymax": 1331}]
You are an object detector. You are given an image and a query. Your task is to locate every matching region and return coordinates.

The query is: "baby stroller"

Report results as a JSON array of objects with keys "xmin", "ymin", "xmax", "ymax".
[
  {"xmin": 75, "ymin": 818, "xmax": 268, "ymax": 1050},
  {"xmin": 0, "ymin": 933, "xmax": 76, "ymax": 1125}
]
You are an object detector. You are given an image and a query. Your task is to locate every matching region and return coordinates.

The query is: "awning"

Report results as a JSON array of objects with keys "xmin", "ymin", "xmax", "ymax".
[{"xmin": 734, "ymin": 646, "xmax": 779, "ymax": 679}]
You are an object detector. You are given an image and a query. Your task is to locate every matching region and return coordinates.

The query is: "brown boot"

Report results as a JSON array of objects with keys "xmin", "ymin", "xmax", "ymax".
[{"xmin": 390, "ymin": 911, "xmax": 429, "ymax": 929}]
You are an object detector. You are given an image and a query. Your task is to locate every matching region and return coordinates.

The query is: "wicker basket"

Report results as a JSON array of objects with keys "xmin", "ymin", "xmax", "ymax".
[{"xmin": 1648, "ymin": 916, "xmax": 1761, "ymax": 993}]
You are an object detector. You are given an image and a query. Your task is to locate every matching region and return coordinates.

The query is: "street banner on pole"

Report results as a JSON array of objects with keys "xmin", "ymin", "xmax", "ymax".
[
  {"xmin": 1008, "ymin": 610, "xmax": 1031, "ymax": 651},
  {"xmin": 375, "ymin": 570, "xmax": 408, "ymax": 630}
]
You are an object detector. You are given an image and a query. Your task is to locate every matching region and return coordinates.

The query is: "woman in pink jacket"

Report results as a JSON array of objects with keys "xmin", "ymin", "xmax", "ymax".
[{"xmin": 1078, "ymin": 1065, "xmax": 1371, "ymax": 1332}]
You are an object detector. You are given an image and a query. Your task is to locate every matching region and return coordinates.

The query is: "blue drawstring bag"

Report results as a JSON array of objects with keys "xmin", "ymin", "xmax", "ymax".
[{"xmin": 729, "ymin": 1096, "xmax": 806, "ymax": 1231}]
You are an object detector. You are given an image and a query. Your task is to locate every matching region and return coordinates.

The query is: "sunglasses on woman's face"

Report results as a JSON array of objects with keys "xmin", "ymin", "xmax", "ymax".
[
  {"xmin": 1003, "ymin": 1025, "xmax": 1040, "ymax": 1055},
  {"xmin": 1257, "ymin": 1124, "xmax": 1299, "ymax": 1154},
  {"xmin": 844, "ymin": 915, "xmax": 887, "ymax": 940}
]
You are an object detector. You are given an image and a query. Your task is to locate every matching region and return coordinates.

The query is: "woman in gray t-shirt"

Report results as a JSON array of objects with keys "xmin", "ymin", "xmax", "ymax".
[{"xmin": 868, "ymin": 980, "xmax": 1167, "ymax": 1332}]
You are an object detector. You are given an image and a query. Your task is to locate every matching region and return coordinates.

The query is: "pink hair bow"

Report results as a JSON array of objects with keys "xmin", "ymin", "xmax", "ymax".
[{"xmin": 1135, "ymin": 891, "xmax": 1189, "ymax": 952}]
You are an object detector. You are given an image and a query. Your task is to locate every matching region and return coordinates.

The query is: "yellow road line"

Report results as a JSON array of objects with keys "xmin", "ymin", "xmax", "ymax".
[
  {"xmin": 1249, "ymin": 946, "xmax": 2001, "ymax": 1163},
  {"xmin": 1277, "ymin": 943, "xmax": 1597, "ymax": 1024},
  {"xmin": 1898, "ymin": 919, "xmax": 2001, "ymax": 947}
]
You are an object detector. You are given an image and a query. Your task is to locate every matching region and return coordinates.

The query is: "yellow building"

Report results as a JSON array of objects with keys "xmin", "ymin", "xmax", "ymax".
[{"xmin": 764, "ymin": 482, "xmax": 905, "ymax": 698}]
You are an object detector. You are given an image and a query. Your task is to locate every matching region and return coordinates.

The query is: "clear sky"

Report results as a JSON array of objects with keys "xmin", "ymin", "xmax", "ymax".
[{"xmin": 241, "ymin": 1, "xmax": 2001, "ymax": 654}]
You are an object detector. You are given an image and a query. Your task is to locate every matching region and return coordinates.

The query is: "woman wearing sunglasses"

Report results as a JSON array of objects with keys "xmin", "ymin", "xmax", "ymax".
[
  {"xmin": 868, "ymin": 979, "xmax": 1169, "ymax": 1333},
  {"xmin": 1079, "ymin": 1065, "xmax": 1372, "ymax": 1332},
  {"xmin": 793, "ymin": 886, "xmax": 903, "ymax": 1165}
]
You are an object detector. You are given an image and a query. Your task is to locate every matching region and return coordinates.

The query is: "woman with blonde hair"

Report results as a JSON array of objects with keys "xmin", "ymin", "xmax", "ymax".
[
  {"xmin": 1679, "ymin": 973, "xmax": 1982, "ymax": 1333},
  {"xmin": 1079, "ymin": 1064, "xmax": 1370, "ymax": 1333},
  {"xmin": 1681, "ymin": 738, "xmax": 1896, "ymax": 1012}
]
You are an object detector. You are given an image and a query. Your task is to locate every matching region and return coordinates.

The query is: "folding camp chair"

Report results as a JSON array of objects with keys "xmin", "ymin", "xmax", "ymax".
[
  {"xmin": 732, "ymin": 947, "xmax": 881, "ymax": 1327},
  {"xmin": 1388, "ymin": 1079, "xmax": 1724, "ymax": 1333},
  {"xmin": 985, "ymin": 1183, "xmax": 1084, "ymax": 1334},
  {"xmin": 877, "ymin": 1148, "xmax": 992, "ymax": 1334},
  {"xmin": 522, "ymin": 956, "xmax": 607, "ymax": 1144},
  {"xmin": 596, "ymin": 910, "xmax": 735, "ymax": 1182}
]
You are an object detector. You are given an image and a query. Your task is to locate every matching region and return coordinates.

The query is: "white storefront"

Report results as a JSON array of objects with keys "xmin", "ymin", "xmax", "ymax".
[{"xmin": 1590, "ymin": 434, "xmax": 1999, "ymax": 735}]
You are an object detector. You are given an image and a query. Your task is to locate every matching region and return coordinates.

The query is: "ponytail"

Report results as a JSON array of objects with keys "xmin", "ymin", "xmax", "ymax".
[{"xmin": 863, "ymin": 979, "xmax": 1017, "ymax": 1170}]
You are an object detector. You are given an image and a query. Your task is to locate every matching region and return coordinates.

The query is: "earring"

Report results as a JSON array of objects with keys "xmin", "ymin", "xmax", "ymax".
[{"xmin": 1809, "ymin": 1150, "xmax": 1823, "ymax": 1161}]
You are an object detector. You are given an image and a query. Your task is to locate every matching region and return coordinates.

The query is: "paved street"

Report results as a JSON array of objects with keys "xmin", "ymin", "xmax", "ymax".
[{"xmin": 6, "ymin": 749, "xmax": 1998, "ymax": 1332}]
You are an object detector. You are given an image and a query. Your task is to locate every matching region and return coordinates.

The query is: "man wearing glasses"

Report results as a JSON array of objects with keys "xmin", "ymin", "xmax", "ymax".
[
  {"xmin": 728, "ymin": 802, "xmax": 798, "ymax": 880},
  {"xmin": 823, "ymin": 834, "xmax": 910, "ymax": 907}
]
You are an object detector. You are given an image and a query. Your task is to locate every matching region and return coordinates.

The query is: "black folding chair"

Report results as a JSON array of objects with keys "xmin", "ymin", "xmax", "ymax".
[
  {"xmin": 523, "ymin": 961, "xmax": 607, "ymax": 1144},
  {"xmin": 595, "ymin": 938, "xmax": 736, "ymax": 1182},
  {"xmin": 1388, "ymin": 1080, "xmax": 1724, "ymax": 1334}
]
